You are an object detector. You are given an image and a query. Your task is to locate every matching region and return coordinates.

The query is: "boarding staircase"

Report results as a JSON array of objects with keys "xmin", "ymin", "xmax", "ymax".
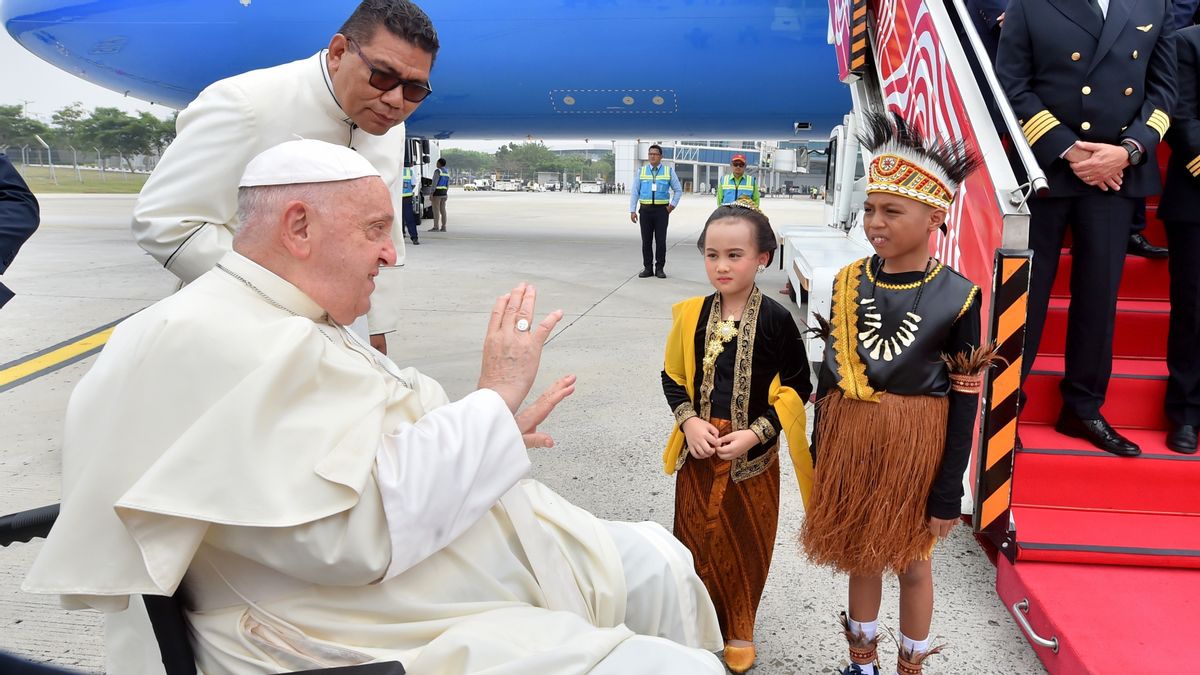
[
  {"xmin": 828, "ymin": 0, "xmax": 1200, "ymax": 672},
  {"xmin": 998, "ymin": 158, "xmax": 1200, "ymax": 672}
]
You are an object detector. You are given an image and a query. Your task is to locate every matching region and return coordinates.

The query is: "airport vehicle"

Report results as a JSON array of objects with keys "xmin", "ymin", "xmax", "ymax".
[
  {"xmin": 3, "ymin": 0, "xmax": 1193, "ymax": 671},
  {"xmin": 493, "ymin": 179, "xmax": 522, "ymax": 192}
]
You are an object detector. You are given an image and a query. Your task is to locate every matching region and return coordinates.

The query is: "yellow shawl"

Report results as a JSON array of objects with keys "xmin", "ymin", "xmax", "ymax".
[{"xmin": 661, "ymin": 295, "xmax": 813, "ymax": 508}]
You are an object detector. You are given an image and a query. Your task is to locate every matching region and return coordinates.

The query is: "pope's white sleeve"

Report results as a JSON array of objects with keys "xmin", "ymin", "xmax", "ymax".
[
  {"xmin": 131, "ymin": 81, "xmax": 260, "ymax": 283},
  {"xmin": 375, "ymin": 388, "xmax": 530, "ymax": 579}
]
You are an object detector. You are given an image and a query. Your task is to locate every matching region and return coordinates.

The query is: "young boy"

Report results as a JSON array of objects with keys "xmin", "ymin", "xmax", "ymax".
[{"xmin": 801, "ymin": 111, "xmax": 991, "ymax": 675}]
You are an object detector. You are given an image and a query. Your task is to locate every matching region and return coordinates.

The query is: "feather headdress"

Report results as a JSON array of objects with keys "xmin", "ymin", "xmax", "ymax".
[{"xmin": 858, "ymin": 111, "xmax": 982, "ymax": 210}]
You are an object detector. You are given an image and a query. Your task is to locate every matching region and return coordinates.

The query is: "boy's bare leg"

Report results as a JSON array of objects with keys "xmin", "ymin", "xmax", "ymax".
[
  {"xmin": 848, "ymin": 573, "xmax": 884, "ymax": 622},
  {"xmin": 897, "ymin": 558, "xmax": 934, "ymax": 641}
]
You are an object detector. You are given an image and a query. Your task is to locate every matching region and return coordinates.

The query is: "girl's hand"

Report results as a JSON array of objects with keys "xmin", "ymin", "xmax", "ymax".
[
  {"xmin": 715, "ymin": 429, "xmax": 759, "ymax": 461},
  {"xmin": 682, "ymin": 417, "xmax": 720, "ymax": 459},
  {"xmin": 928, "ymin": 516, "xmax": 958, "ymax": 539}
]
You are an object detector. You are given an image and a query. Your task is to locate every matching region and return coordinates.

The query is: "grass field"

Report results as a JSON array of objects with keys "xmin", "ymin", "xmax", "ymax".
[{"xmin": 16, "ymin": 165, "xmax": 148, "ymax": 194}]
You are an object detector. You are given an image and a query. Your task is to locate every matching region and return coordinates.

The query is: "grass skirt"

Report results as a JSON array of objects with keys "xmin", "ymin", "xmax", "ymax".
[
  {"xmin": 673, "ymin": 418, "xmax": 779, "ymax": 641},
  {"xmin": 800, "ymin": 391, "xmax": 947, "ymax": 576}
]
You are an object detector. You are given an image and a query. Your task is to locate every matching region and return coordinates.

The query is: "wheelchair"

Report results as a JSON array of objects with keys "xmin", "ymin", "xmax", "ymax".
[{"xmin": 1, "ymin": 504, "xmax": 404, "ymax": 674}]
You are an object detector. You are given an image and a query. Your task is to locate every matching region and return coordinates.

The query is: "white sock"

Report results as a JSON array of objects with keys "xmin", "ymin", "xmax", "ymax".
[
  {"xmin": 900, "ymin": 632, "xmax": 930, "ymax": 656},
  {"xmin": 848, "ymin": 616, "xmax": 879, "ymax": 641}
]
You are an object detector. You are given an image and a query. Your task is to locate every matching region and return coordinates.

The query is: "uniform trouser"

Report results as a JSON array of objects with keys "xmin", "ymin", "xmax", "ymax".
[
  {"xmin": 431, "ymin": 194, "xmax": 448, "ymax": 229},
  {"xmin": 401, "ymin": 196, "xmax": 419, "ymax": 242},
  {"xmin": 1166, "ymin": 221, "xmax": 1200, "ymax": 427},
  {"xmin": 1021, "ymin": 192, "xmax": 1135, "ymax": 419},
  {"xmin": 1132, "ymin": 198, "xmax": 1146, "ymax": 234},
  {"xmin": 639, "ymin": 204, "xmax": 670, "ymax": 270}
]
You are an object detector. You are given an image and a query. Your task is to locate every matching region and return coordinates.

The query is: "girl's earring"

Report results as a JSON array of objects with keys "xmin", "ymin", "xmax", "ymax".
[{"xmin": 756, "ymin": 264, "xmax": 766, "ymax": 273}]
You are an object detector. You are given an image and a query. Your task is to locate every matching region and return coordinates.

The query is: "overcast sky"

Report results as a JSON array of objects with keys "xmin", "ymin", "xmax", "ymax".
[{"xmin": 0, "ymin": 29, "xmax": 601, "ymax": 153}]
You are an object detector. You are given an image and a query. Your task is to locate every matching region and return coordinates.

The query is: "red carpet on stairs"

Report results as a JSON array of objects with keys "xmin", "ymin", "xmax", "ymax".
[
  {"xmin": 996, "ymin": 556, "xmax": 1200, "ymax": 673},
  {"xmin": 1006, "ymin": 183, "xmax": 1200, "ymax": 672}
]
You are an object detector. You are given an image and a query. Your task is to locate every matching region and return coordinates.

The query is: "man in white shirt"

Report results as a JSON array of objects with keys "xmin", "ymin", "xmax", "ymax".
[
  {"xmin": 27, "ymin": 140, "xmax": 723, "ymax": 674},
  {"xmin": 132, "ymin": 0, "xmax": 439, "ymax": 354}
]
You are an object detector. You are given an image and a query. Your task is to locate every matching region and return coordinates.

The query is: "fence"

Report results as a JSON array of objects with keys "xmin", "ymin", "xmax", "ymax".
[{"xmin": 1, "ymin": 145, "xmax": 158, "ymax": 186}]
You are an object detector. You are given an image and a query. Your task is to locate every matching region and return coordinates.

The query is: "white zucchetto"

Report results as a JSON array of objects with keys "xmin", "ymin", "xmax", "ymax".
[{"xmin": 239, "ymin": 139, "xmax": 381, "ymax": 188}]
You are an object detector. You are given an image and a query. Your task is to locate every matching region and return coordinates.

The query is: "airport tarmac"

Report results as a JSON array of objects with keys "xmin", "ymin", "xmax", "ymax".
[{"xmin": 0, "ymin": 191, "xmax": 1046, "ymax": 674}]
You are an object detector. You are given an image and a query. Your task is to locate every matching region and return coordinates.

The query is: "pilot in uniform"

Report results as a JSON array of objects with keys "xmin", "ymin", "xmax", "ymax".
[
  {"xmin": 1156, "ymin": 23, "xmax": 1200, "ymax": 455},
  {"xmin": 997, "ymin": 0, "xmax": 1176, "ymax": 456}
]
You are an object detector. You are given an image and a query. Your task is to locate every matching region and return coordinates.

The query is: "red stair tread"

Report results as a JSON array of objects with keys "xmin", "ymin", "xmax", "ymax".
[
  {"xmin": 1018, "ymin": 422, "xmax": 1179, "ymax": 458},
  {"xmin": 1030, "ymin": 355, "xmax": 1166, "ymax": 378},
  {"xmin": 996, "ymin": 557, "xmax": 1200, "ymax": 672},
  {"xmin": 1012, "ymin": 505, "xmax": 1200, "ymax": 569},
  {"xmin": 1050, "ymin": 251, "xmax": 1169, "ymax": 301},
  {"xmin": 1021, "ymin": 372, "xmax": 1168, "ymax": 428},
  {"xmin": 1013, "ymin": 424, "xmax": 1200, "ymax": 514},
  {"xmin": 1040, "ymin": 298, "xmax": 1169, "ymax": 359}
]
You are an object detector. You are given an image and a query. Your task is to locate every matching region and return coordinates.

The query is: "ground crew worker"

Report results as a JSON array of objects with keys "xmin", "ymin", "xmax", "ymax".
[
  {"xmin": 630, "ymin": 144, "xmax": 682, "ymax": 278},
  {"xmin": 717, "ymin": 154, "xmax": 760, "ymax": 207},
  {"xmin": 402, "ymin": 164, "xmax": 420, "ymax": 245}
]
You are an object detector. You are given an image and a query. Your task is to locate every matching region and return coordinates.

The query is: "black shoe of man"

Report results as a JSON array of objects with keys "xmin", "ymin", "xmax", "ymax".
[
  {"xmin": 1166, "ymin": 424, "xmax": 1199, "ymax": 455},
  {"xmin": 638, "ymin": 268, "xmax": 653, "ymax": 278},
  {"xmin": 655, "ymin": 268, "xmax": 667, "ymax": 279},
  {"xmin": 1055, "ymin": 410, "xmax": 1141, "ymax": 457},
  {"xmin": 1127, "ymin": 233, "xmax": 1167, "ymax": 258}
]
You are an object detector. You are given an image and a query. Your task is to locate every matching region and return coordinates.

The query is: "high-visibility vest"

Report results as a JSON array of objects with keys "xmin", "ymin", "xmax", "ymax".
[
  {"xmin": 719, "ymin": 173, "xmax": 757, "ymax": 204},
  {"xmin": 402, "ymin": 167, "xmax": 415, "ymax": 197},
  {"xmin": 638, "ymin": 164, "xmax": 672, "ymax": 204},
  {"xmin": 435, "ymin": 168, "xmax": 449, "ymax": 188}
]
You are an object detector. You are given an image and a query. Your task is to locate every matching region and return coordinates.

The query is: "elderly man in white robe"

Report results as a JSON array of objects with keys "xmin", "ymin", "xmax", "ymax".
[
  {"xmin": 25, "ymin": 140, "xmax": 723, "ymax": 674},
  {"xmin": 132, "ymin": 0, "xmax": 438, "ymax": 354}
]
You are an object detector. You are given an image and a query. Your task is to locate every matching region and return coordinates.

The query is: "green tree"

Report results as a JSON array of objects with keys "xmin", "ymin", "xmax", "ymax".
[
  {"xmin": 440, "ymin": 148, "xmax": 494, "ymax": 176},
  {"xmin": 49, "ymin": 102, "xmax": 88, "ymax": 147},
  {"xmin": 0, "ymin": 104, "xmax": 51, "ymax": 151},
  {"xmin": 78, "ymin": 107, "xmax": 156, "ymax": 171},
  {"xmin": 494, "ymin": 141, "xmax": 559, "ymax": 181}
]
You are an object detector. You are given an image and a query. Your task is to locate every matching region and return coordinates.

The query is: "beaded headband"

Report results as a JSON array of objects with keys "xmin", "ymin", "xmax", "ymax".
[{"xmin": 859, "ymin": 111, "xmax": 981, "ymax": 211}]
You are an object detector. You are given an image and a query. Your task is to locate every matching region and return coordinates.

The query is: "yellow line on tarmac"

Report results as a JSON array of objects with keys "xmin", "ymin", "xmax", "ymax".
[{"xmin": 0, "ymin": 318, "xmax": 124, "ymax": 392}]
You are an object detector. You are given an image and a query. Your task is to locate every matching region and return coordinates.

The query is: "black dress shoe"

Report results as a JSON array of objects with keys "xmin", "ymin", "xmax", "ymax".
[
  {"xmin": 1166, "ymin": 424, "xmax": 1199, "ymax": 454},
  {"xmin": 1055, "ymin": 411, "xmax": 1141, "ymax": 456},
  {"xmin": 638, "ymin": 268, "xmax": 653, "ymax": 278},
  {"xmin": 1127, "ymin": 233, "xmax": 1168, "ymax": 258},
  {"xmin": 655, "ymin": 268, "xmax": 667, "ymax": 279}
]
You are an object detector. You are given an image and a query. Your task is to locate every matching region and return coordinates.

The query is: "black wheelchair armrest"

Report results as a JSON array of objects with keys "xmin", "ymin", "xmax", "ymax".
[{"xmin": 0, "ymin": 504, "xmax": 59, "ymax": 546}]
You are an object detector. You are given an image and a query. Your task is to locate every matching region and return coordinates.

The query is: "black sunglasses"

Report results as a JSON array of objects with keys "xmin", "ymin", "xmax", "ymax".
[
  {"xmin": 732, "ymin": 162, "xmax": 746, "ymax": 167},
  {"xmin": 347, "ymin": 39, "xmax": 433, "ymax": 103}
]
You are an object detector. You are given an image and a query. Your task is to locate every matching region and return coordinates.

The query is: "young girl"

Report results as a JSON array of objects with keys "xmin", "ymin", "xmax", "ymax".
[
  {"xmin": 800, "ymin": 112, "xmax": 990, "ymax": 675},
  {"xmin": 660, "ymin": 197, "xmax": 813, "ymax": 673}
]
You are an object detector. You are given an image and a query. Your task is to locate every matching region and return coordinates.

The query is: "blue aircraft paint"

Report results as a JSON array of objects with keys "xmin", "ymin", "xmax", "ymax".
[{"xmin": 2, "ymin": 0, "xmax": 849, "ymax": 139}]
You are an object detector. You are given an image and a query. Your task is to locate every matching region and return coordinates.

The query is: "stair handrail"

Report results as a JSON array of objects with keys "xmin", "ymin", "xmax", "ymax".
[{"xmin": 946, "ymin": 0, "xmax": 1049, "ymax": 199}]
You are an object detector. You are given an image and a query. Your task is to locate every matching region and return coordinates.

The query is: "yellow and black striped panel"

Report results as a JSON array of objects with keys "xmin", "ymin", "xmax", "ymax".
[
  {"xmin": 849, "ymin": 0, "xmax": 869, "ymax": 74},
  {"xmin": 973, "ymin": 250, "xmax": 1031, "ymax": 555}
]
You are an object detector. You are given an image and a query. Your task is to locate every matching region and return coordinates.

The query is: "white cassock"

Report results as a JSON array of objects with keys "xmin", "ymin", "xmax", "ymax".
[
  {"xmin": 24, "ymin": 252, "xmax": 723, "ymax": 674},
  {"xmin": 131, "ymin": 51, "xmax": 406, "ymax": 337}
]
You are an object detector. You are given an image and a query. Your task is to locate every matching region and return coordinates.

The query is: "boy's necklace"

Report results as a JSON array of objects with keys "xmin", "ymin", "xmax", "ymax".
[{"xmin": 859, "ymin": 256, "xmax": 934, "ymax": 362}]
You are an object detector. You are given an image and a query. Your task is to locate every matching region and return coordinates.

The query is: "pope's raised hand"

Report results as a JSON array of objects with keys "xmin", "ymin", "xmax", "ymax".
[
  {"xmin": 516, "ymin": 375, "xmax": 577, "ymax": 448},
  {"xmin": 478, "ymin": 283, "xmax": 564, "ymax": 413}
]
